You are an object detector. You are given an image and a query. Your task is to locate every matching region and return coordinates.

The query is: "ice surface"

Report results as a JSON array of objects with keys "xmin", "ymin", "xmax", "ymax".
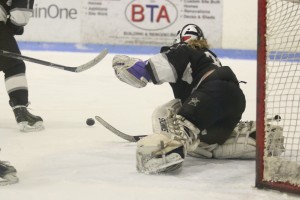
[{"xmin": 0, "ymin": 51, "xmax": 298, "ymax": 199}]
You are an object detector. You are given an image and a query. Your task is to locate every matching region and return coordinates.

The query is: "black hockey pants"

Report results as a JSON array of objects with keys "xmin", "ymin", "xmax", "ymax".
[{"xmin": 178, "ymin": 70, "xmax": 246, "ymax": 145}]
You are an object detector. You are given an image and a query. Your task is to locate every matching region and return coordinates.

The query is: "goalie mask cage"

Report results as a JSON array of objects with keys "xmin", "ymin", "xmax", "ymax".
[{"xmin": 256, "ymin": 0, "xmax": 300, "ymax": 194}]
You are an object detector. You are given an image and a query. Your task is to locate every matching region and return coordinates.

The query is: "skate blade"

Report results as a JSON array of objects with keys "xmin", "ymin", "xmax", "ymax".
[
  {"xmin": 19, "ymin": 121, "xmax": 45, "ymax": 132},
  {"xmin": 0, "ymin": 173, "xmax": 19, "ymax": 186}
]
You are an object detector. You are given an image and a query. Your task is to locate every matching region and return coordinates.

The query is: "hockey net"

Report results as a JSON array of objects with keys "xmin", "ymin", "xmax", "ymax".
[{"xmin": 256, "ymin": 0, "xmax": 300, "ymax": 194}]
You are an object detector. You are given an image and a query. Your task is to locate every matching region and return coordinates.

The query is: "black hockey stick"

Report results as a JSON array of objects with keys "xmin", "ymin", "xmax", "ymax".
[
  {"xmin": 0, "ymin": 48, "xmax": 108, "ymax": 73},
  {"xmin": 95, "ymin": 116, "xmax": 147, "ymax": 142}
]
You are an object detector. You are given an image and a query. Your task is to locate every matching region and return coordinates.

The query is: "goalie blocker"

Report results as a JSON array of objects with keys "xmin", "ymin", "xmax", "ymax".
[{"xmin": 136, "ymin": 99, "xmax": 284, "ymax": 174}]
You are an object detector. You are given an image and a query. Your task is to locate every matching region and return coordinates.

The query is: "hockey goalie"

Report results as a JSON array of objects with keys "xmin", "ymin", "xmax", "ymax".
[
  {"xmin": 135, "ymin": 99, "xmax": 284, "ymax": 174},
  {"xmin": 112, "ymin": 24, "xmax": 284, "ymax": 174}
]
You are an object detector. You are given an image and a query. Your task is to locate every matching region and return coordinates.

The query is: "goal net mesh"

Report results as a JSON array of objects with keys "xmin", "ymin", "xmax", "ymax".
[{"xmin": 263, "ymin": 0, "xmax": 300, "ymax": 187}]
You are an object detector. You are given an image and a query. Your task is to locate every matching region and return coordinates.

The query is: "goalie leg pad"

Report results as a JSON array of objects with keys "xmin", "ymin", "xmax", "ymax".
[
  {"xmin": 212, "ymin": 121, "xmax": 257, "ymax": 159},
  {"xmin": 212, "ymin": 136, "xmax": 256, "ymax": 159},
  {"xmin": 188, "ymin": 142, "xmax": 218, "ymax": 158},
  {"xmin": 136, "ymin": 133, "xmax": 185, "ymax": 174},
  {"xmin": 152, "ymin": 99, "xmax": 182, "ymax": 134},
  {"xmin": 137, "ymin": 101, "xmax": 201, "ymax": 174},
  {"xmin": 152, "ymin": 99, "xmax": 201, "ymax": 152}
]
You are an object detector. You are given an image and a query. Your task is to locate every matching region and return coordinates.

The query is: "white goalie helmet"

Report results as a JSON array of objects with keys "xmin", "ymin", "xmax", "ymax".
[{"xmin": 173, "ymin": 24, "xmax": 205, "ymax": 44}]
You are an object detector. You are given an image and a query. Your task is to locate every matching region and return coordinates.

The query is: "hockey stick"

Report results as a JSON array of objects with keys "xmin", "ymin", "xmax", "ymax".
[
  {"xmin": 0, "ymin": 48, "xmax": 108, "ymax": 73},
  {"xmin": 95, "ymin": 116, "xmax": 147, "ymax": 142},
  {"xmin": 95, "ymin": 114, "xmax": 282, "ymax": 142}
]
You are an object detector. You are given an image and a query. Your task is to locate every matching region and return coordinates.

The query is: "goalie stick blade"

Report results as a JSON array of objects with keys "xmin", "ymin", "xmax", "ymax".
[
  {"xmin": 0, "ymin": 48, "xmax": 108, "ymax": 73},
  {"xmin": 95, "ymin": 116, "xmax": 147, "ymax": 142}
]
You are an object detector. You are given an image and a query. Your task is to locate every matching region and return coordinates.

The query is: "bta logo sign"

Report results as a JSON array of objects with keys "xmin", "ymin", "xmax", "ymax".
[{"xmin": 125, "ymin": 0, "xmax": 178, "ymax": 31}]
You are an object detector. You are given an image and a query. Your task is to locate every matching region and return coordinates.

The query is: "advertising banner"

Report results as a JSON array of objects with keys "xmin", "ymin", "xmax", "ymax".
[
  {"xmin": 21, "ymin": 1, "xmax": 81, "ymax": 43},
  {"xmin": 20, "ymin": 0, "xmax": 223, "ymax": 48}
]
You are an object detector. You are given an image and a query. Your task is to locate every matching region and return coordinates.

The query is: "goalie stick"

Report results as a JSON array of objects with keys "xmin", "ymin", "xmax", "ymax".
[
  {"xmin": 0, "ymin": 48, "xmax": 108, "ymax": 73},
  {"xmin": 95, "ymin": 116, "xmax": 147, "ymax": 142},
  {"xmin": 95, "ymin": 115, "xmax": 282, "ymax": 143}
]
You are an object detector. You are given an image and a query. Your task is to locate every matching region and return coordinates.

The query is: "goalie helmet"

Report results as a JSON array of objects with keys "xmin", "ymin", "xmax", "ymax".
[{"xmin": 174, "ymin": 24, "xmax": 205, "ymax": 44}]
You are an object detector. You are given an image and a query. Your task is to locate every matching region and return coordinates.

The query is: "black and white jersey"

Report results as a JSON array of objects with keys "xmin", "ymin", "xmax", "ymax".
[
  {"xmin": 146, "ymin": 43, "xmax": 223, "ymax": 101},
  {"xmin": 0, "ymin": 0, "xmax": 34, "ymax": 25}
]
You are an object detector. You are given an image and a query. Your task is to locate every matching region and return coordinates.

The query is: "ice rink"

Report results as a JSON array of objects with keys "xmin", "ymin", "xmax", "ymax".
[{"xmin": 0, "ymin": 50, "xmax": 298, "ymax": 200}]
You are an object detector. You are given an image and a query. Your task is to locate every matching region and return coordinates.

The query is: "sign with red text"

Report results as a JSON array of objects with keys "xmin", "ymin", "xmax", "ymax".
[{"xmin": 19, "ymin": 0, "xmax": 223, "ymax": 48}]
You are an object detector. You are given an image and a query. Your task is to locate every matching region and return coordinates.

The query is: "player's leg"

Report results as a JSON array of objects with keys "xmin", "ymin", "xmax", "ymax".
[
  {"xmin": 0, "ymin": 23, "xmax": 44, "ymax": 132},
  {"xmin": 178, "ymin": 80, "xmax": 246, "ymax": 144},
  {"xmin": 209, "ymin": 120, "xmax": 257, "ymax": 159},
  {"xmin": 136, "ymin": 99, "xmax": 200, "ymax": 174},
  {"xmin": 185, "ymin": 118, "xmax": 256, "ymax": 159},
  {"xmin": 136, "ymin": 81, "xmax": 240, "ymax": 173},
  {"xmin": 190, "ymin": 119, "xmax": 284, "ymax": 159},
  {"xmin": 178, "ymin": 79, "xmax": 255, "ymax": 159},
  {"xmin": 4, "ymin": 64, "xmax": 44, "ymax": 132},
  {"xmin": 151, "ymin": 98, "xmax": 182, "ymax": 134}
]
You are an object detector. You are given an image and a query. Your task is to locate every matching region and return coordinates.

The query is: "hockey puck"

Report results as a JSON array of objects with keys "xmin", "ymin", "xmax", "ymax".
[
  {"xmin": 86, "ymin": 118, "xmax": 95, "ymax": 126},
  {"xmin": 274, "ymin": 115, "xmax": 281, "ymax": 121}
]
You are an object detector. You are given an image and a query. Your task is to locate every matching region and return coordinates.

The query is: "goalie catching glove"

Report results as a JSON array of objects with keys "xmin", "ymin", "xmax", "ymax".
[{"xmin": 112, "ymin": 55, "xmax": 151, "ymax": 88}]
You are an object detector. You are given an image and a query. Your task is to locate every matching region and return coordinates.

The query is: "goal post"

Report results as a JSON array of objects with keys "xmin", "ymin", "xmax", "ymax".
[{"xmin": 256, "ymin": 0, "xmax": 300, "ymax": 194}]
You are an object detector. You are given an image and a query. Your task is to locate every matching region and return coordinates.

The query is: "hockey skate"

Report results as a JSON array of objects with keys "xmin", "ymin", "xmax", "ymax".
[
  {"xmin": 11, "ymin": 104, "xmax": 44, "ymax": 132},
  {"xmin": 0, "ymin": 161, "xmax": 18, "ymax": 186}
]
